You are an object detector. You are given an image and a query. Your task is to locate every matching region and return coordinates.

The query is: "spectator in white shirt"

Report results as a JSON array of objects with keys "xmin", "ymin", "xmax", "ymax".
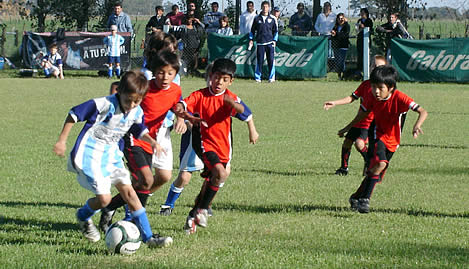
[
  {"xmin": 314, "ymin": 2, "xmax": 335, "ymax": 36},
  {"xmin": 239, "ymin": 1, "xmax": 257, "ymax": 35}
]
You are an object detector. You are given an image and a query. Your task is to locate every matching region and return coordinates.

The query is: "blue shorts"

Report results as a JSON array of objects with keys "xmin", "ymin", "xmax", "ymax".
[{"xmin": 108, "ymin": 56, "xmax": 121, "ymax": 64}]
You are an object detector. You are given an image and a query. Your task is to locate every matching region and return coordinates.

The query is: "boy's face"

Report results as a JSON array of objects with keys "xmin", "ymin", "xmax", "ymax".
[
  {"xmin": 50, "ymin": 47, "xmax": 57, "ymax": 55},
  {"xmin": 371, "ymin": 83, "xmax": 393, "ymax": 101},
  {"xmin": 154, "ymin": 65, "xmax": 177, "ymax": 89},
  {"xmin": 209, "ymin": 72, "xmax": 233, "ymax": 94},
  {"xmin": 119, "ymin": 92, "xmax": 143, "ymax": 113}
]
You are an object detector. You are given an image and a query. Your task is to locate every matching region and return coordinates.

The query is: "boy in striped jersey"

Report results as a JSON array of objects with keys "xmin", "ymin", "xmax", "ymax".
[
  {"xmin": 103, "ymin": 25, "xmax": 125, "ymax": 78},
  {"xmin": 53, "ymin": 70, "xmax": 173, "ymax": 247},
  {"xmin": 338, "ymin": 65, "xmax": 427, "ymax": 213}
]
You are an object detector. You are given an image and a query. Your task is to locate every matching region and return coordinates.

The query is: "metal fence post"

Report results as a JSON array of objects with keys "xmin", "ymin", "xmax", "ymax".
[{"xmin": 363, "ymin": 27, "xmax": 370, "ymax": 81}]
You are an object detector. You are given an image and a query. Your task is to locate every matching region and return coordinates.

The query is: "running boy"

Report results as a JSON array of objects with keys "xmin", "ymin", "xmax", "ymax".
[
  {"xmin": 172, "ymin": 58, "xmax": 248, "ymax": 234},
  {"xmin": 41, "ymin": 43, "xmax": 64, "ymax": 79},
  {"xmin": 103, "ymin": 25, "xmax": 125, "ymax": 78},
  {"xmin": 98, "ymin": 50, "xmax": 186, "ymax": 232},
  {"xmin": 338, "ymin": 65, "xmax": 427, "ymax": 213},
  {"xmin": 324, "ymin": 55, "xmax": 387, "ymax": 176},
  {"xmin": 53, "ymin": 70, "xmax": 173, "ymax": 247}
]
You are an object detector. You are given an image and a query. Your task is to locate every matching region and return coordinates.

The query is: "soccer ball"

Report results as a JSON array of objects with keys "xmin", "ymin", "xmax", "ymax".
[{"xmin": 105, "ymin": 220, "xmax": 142, "ymax": 255}]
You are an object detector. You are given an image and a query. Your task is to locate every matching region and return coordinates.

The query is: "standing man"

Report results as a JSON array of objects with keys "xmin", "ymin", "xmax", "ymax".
[
  {"xmin": 249, "ymin": 1, "xmax": 278, "ymax": 83},
  {"xmin": 107, "ymin": 2, "xmax": 133, "ymax": 35},
  {"xmin": 289, "ymin": 3, "xmax": 312, "ymax": 36},
  {"xmin": 146, "ymin": 6, "xmax": 168, "ymax": 33},
  {"xmin": 314, "ymin": 2, "xmax": 336, "ymax": 57},
  {"xmin": 239, "ymin": 1, "xmax": 257, "ymax": 35},
  {"xmin": 272, "ymin": 7, "xmax": 284, "ymax": 35},
  {"xmin": 204, "ymin": 2, "xmax": 225, "ymax": 33}
]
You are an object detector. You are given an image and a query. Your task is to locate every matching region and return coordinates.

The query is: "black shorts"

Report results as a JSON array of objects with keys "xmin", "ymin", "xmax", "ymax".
[
  {"xmin": 369, "ymin": 139, "xmax": 394, "ymax": 179},
  {"xmin": 199, "ymin": 151, "xmax": 227, "ymax": 179},
  {"xmin": 345, "ymin": 127, "xmax": 368, "ymax": 142},
  {"xmin": 124, "ymin": 145, "xmax": 152, "ymax": 181}
]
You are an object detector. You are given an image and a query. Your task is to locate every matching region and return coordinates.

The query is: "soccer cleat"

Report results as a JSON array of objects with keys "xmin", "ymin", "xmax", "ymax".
[
  {"xmin": 195, "ymin": 208, "xmax": 209, "ymax": 228},
  {"xmin": 146, "ymin": 234, "xmax": 173, "ymax": 248},
  {"xmin": 268, "ymin": 79, "xmax": 275, "ymax": 83},
  {"xmin": 255, "ymin": 79, "xmax": 261, "ymax": 83},
  {"xmin": 98, "ymin": 208, "xmax": 115, "ymax": 233},
  {"xmin": 159, "ymin": 205, "xmax": 173, "ymax": 216},
  {"xmin": 207, "ymin": 207, "xmax": 213, "ymax": 217},
  {"xmin": 358, "ymin": 198, "xmax": 370, "ymax": 214},
  {"xmin": 349, "ymin": 197, "xmax": 359, "ymax": 211},
  {"xmin": 184, "ymin": 216, "xmax": 196, "ymax": 235},
  {"xmin": 76, "ymin": 211, "xmax": 101, "ymax": 242},
  {"xmin": 335, "ymin": 167, "xmax": 348, "ymax": 176}
]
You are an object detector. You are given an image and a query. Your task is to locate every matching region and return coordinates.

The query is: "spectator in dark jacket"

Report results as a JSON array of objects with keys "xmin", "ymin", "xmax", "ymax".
[
  {"xmin": 376, "ymin": 13, "xmax": 410, "ymax": 62},
  {"xmin": 356, "ymin": 8, "xmax": 373, "ymax": 72},
  {"xmin": 146, "ymin": 6, "xmax": 168, "ymax": 33},
  {"xmin": 288, "ymin": 3, "xmax": 312, "ymax": 36},
  {"xmin": 331, "ymin": 13, "xmax": 350, "ymax": 80}
]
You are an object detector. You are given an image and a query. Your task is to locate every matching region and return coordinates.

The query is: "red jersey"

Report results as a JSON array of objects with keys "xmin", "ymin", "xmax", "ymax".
[
  {"xmin": 351, "ymin": 80, "xmax": 374, "ymax": 129},
  {"xmin": 183, "ymin": 87, "xmax": 239, "ymax": 163},
  {"xmin": 361, "ymin": 89, "xmax": 420, "ymax": 152},
  {"xmin": 133, "ymin": 80, "xmax": 182, "ymax": 154}
]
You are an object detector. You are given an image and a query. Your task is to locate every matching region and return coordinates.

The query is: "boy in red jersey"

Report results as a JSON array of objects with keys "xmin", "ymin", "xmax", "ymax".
[
  {"xmin": 338, "ymin": 65, "xmax": 427, "ymax": 213},
  {"xmin": 99, "ymin": 50, "xmax": 186, "ymax": 231},
  {"xmin": 173, "ymin": 58, "xmax": 246, "ymax": 234},
  {"xmin": 324, "ymin": 55, "xmax": 387, "ymax": 176}
]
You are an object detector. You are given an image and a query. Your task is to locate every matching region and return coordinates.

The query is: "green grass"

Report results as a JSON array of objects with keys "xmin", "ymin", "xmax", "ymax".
[{"xmin": 0, "ymin": 77, "xmax": 468, "ymax": 268}]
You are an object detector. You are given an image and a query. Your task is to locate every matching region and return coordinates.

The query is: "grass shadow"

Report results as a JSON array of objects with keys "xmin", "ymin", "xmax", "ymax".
[
  {"xmin": 235, "ymin": 168, "xmax": 330, "ymax": 177},
  {"xmin": 400, "ymin": 143, "xmax": 468, "ymax": 150},
  {"xmin": 0, "ymin": 200, "xmax": 81, "ymax": 209}
]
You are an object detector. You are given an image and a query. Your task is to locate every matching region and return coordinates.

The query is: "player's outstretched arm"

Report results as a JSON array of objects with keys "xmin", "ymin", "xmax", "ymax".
[
  {"xmin": 224, "ymin": 94, "xmax": 244, "ymax": 114},
  {"xmin": 172, "ymin": 102, "xmax": 208, "ymax": 127},
  {"xmin": 338, "ymin": 110, "xmax": 369, "ymax": 137},
  {"xmin": 247, "ymin": 118, "xmax": 259, "ymax": 144},
  {"xmin": 173, "ymin": 116, "xmax": 187, "ymax": 134},
  {"xmin": 53, "ymin": 114, "xmax": 75, "ymax": 157},
  {"xmin": 412, "ymin": 106, "xmax": 427, "ymax": 138},
  {"xmin": 323, "ymin": 96, "xmax": 354, "ymax": 110},
  {"xmin": 141, "ymin": 133, "xmax": 166, "ymax": 157}
]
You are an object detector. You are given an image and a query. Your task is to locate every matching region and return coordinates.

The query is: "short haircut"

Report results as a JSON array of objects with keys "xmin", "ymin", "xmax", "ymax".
[
  {"xmin": 360, "ymin": 8, "xmax": 369, "ymax": 18},
  {"xmin": 370, "ymin": 65, "xmax": 398, "ymax": 89},
  {"xmin": 144, "ymin": 32, "xmax": 178, "ymax": 62},
  {"xmin": 211, "ymin": 58, "xmax": 236, "ymax": 78},
  {"xmin": 117, "ymin": 70, "xmax": 149, "ymax": 97},
  {"xmin": 109, "ymin": 81, "xmax": 120, "ymax": 95},
  {"xmin": 114, "ymin": 2, "xmax": 122, "ymax": 8},
  {"xmin": 297, "ymin": 2, "xmax": 304, "ymax": 8},
  {"xmin": 211, "ymin": 2, "xmax": 219, "ymax": 6},
  {"xmin": 172, "ymin": 4, "xmax": 179, "ymax": 10},
  {"xmin": 261, "ymin": 1, "xmax": 270, "ymax": 7},
  {"xmin": 156, "ymin": 5, "xmax": 163, "ymax": 11},
  {"xmin": 49, "ymin": 43, "xmax": 58, "ymax": 50},
  {"xmin": 246, "ymin": 1, "xmax": 254, "ymax": 6},
  {"xmin": 148, "ymin": 49, "xmax": 180, "ymax": 74}
]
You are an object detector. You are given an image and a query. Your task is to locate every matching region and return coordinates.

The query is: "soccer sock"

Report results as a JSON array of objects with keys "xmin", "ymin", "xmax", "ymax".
[
  {"xmin": 362, "ymin": 175, "xmax": 380, "ymax": 199},
  {"xmin": 131, "ymin": 208, "xmax": 153, "ymax": 242},
  {"xmin": 359, "ymin": 146, "xmax": 368, "ymax": 163},
  {"xmin": 164, "ymin": 183, "xmax": 184, "ymax": 208},
  {"xmin": 105, "ymin": 193, "xmax": 126, "ymax": 211},
  {"xmin": 108, "ymin": 67, "xmax": 113, "ymax": 78},
  {"xmin": 136, "ymin": 192, "xmax": 149, "ymax": 208},
  {"xmin": 44, "ymin": 68, "xmax": 50, "ymax": 77},
  {"xmin": 199, "ymin": 182, "xmax": 219, "ymax": 209},
  {"xmin": 123, "ymin": 204, "xmax": 132, "ymax": 221},
  {"xmin": 115, "ymin": 66, "xmax": 121, "ymax": 77},
  {"xmin": 77, "ymin": 199, "xmax": 99, "ymax": 221},
  {"xmin": 350, "ymin": 178, "xmax": 367, "ymax": 199},
  {"xmin": 341, "ymin": 147, "xmax": 351, "ymax": 169}
]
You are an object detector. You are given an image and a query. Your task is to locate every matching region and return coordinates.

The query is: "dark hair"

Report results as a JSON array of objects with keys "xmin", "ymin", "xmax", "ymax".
[
  {"xmin": 109, "ymin": 81, "xmax": 120, "ymax": 95},
  {"xmin": 118, "ymin": 70, "xmax": 148, "ymax": 97},
  {"xmin": 49, "ymin": 43, "xmax": 58, "ymax": 50},
  {"xmin": 370, "ymin": 65, "xmax": 398, "ymax": 89},
  {"xmin": 261, "ymin": 1, "xmax": 270, "ymax": 7},
  {"xmin": 211, "ymin": 2, "xmax": 219, "ymax": 6},
  {"xmin": 219, "ymin": 15, "xmax": 229, "ymax": 27},
  {"xmin": 335, "ymin": 13, "xmax": 345, "ymax": 25},
  {"xmin": 144, "ymin": 32, "xmax": 178, "ymax": 62},
  {"xmin": 211, "ymin": 58, "xmax": 236, "ymax": 78},
  {"xmin": 246, "ymin": 1, "xmax": 254, "ymax": 6},
  {"xmin": 297, "ymin": 2, "xmax": 304, "ymax": 8},
  {"xmin": 113, "ymin": 2, "xmax": 122, "ymax": 8},
  {"xmin": 155, "ymin": 5, "xmax": 164, "ymax": 11},
  {"xmin": 172, "ymin": 4, "xmax": 179, "ymax": 10},
  {"xmin": 360, "ymin": 8, "xmax": 369, "ymax": 18},
  {"xmin": 148, "ymin": 49, "xmax": 180, "ymax": 74}
]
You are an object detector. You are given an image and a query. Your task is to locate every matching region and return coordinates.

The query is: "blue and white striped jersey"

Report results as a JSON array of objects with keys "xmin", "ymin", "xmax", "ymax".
[
  {"xmin": 68, "ymin": 94, "xmax": 148, "ymax": 178},
  {"xmin": 103, "ymin": 34, "xmax": 125, "ymax": 57},
  {"xmin": 43, "ymin": 53, "xmax": 63, "ymax": 67}
]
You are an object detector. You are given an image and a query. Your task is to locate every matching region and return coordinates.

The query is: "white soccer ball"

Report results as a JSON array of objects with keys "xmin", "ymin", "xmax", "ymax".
[{"xmin": 105, "ymin": 220, "xmax": 142, "ymax": 255}]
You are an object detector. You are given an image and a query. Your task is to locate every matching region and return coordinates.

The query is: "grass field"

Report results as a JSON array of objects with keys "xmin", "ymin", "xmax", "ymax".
[{"xmin": 0, "ymin": 76, "xmax": 468, "ymax": 268}]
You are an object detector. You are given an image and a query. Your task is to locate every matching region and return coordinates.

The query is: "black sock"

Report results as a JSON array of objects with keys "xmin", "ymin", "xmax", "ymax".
[
  {"xmin": 341, "ymin": 147, "xmax": 351, "ymax": 169},
  {"xmin": 105, "ymin": 193, "xmax": 125, "ymax": 211},
  {"xmin": 359, "ymin": 146, "xmax": 368, "ymax": 163},
  {"xmin": 363, "ymin": 175, "xmax": 380, "ymax": 199},
  {"xmin": 351, "ymin": 177, "xmax": 367, "ymax": 199},
  {"xmin": 199, "ymin": 183, "xmax": 219, "ymax": 209},
  {"xmin": 136, "ymin": 192, "xmax": 150, "ymax": 208}
]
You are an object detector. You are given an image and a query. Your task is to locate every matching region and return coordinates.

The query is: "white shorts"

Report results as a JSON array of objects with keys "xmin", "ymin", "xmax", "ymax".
[
  {"xmin": 46, "ymin": 65, "xmax": 59, "ymax": 74},
  {"xmin": 179, "ymin": 130, "xmax": 204, "ymax": 172},
  {"xmin": 68, "ymin": 158, "xmax": 131, "ymax": 195},
  {"xmin": 152, "ymin": 126, "xmax": 173, "ymax": 170}
]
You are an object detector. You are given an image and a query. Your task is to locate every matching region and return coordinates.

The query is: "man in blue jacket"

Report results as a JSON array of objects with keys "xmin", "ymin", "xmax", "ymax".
[
  {"xmin": 249, "ymin": 1, "xmax": 278, "ymax": 83},
  {"xmin": 107, "ymin": 2, "xmax": 133, "ymax": 35}
]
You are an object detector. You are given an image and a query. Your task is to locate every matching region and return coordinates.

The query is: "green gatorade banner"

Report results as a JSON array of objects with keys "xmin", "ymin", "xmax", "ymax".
[
  {"xmin": 391, "ymin": 38, "xmax": 469, "ymax": 82},
  {"xmin": 207, "ymin": 34, "xmax": 327, "ymax": 79}
]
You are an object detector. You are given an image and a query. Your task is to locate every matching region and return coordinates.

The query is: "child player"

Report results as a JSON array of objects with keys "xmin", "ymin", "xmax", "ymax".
[
  {"xmin": 324, "ymin": 55, "xmax": 387, "ymax": 176},
  {"xmin": 98, "ymin": 50, "xmax": 186, "ymax": 232},
  {"xmin": 41, "ymin": 43, "xmax": 64, "ymax": 79},
  {"xmin": 53, "ymin": 70, "xmax": 173, "ymax": 247},
  {"xmin": 172, "ymin": 58, "xmax": 249, "ymax": 234},
  {"xmin": 338, "ymin": 65, "xmax": 427, "ymax": 213},
  {"xmin": 103, "ymin": 25, "xmax": 125, "ymax": 78},
  {"xmin": 159, "ymin": 63, "xmax": 259, "ymax": 216}
]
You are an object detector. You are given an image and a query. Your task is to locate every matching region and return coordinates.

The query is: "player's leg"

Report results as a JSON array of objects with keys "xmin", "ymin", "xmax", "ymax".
[
  {"xmin": 160, "ymin": 171, "xmax": 192, "ymax": 215},
  {"xmin": 107, "ymin": 56, "xmax": 114, "ymax": 78},
  {"xmin": 115, "ymin": 58, "xmax": 121, "ymax": 78},
  {"xmin": 116, "ymin": 183, "xmax": 173, "ymax": 248},
  {"xmin": 354, "ymin": 128, "xmax": 370, "ymax": 175},
  {"xmin": 336, "ymin": 137, "xmax": 353, "ymax": 175},
  {"xmin": 266, "ymin": 43, "xmax": 275, "ymax": 82},
  {"xmin": 149, "ymin": 127, "xmax": 173, "ymax": 193},
  {"xmin": 255, "ymin": 45, "xmax": 266, "ymax": 82}
]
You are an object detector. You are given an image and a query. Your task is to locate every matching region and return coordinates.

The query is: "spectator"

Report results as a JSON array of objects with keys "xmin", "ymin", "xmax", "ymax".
[
  {"xmin": 204, "ymin": 2, "xmax": 225, "ymax": 33},
  {"xmin": 272, "ymin": 7, "xmax": 285, "ymax": 35},
  {"xmin": 103, "ymin": 25, "xmax": 125, "ymax": 78},
  {"xmin": 356, "ymin": 8, "xmax": 373, "ymax": 73},
  {"xmin": 331, "ymin": 13, "xmax": 350, "ymax": 80},
  {"xmin": 376, "ymin": 13, "xmax": 410, "ymax": 62},
  {"xmin": 239, "ymin": 1, "xmax": 257, "ymax": 35},
  {"xmin": 217, "ymin": 16, "xmax": 233, "ymax": 36},
  {"xmin": 40, "ymin": 43, "xmax": 64, "ymax": 79},
  {"xmin": 166, "ymin": 4, "xmax": 185, "ymax": 26},
  {"xmin": 107, "ymin": 2, "xmax": 133, "ymax": 35},
  {"xmin": 146, "ymin": 6, "xmax": 168, "ymax": 33},
  {"xmin": 314, "ymin": 2, "xmax": 335, "ymax": 57},
  {"xmin": 249, "ymin": 1, "xmax": 278, "ymax": 83},
  {"xmin": 289, "ymin": 3, "xmax": 312, "ymax": 36},
  {"xmin": 172, "ymin": 15, "xmax": 205, "ymax": 76}
]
